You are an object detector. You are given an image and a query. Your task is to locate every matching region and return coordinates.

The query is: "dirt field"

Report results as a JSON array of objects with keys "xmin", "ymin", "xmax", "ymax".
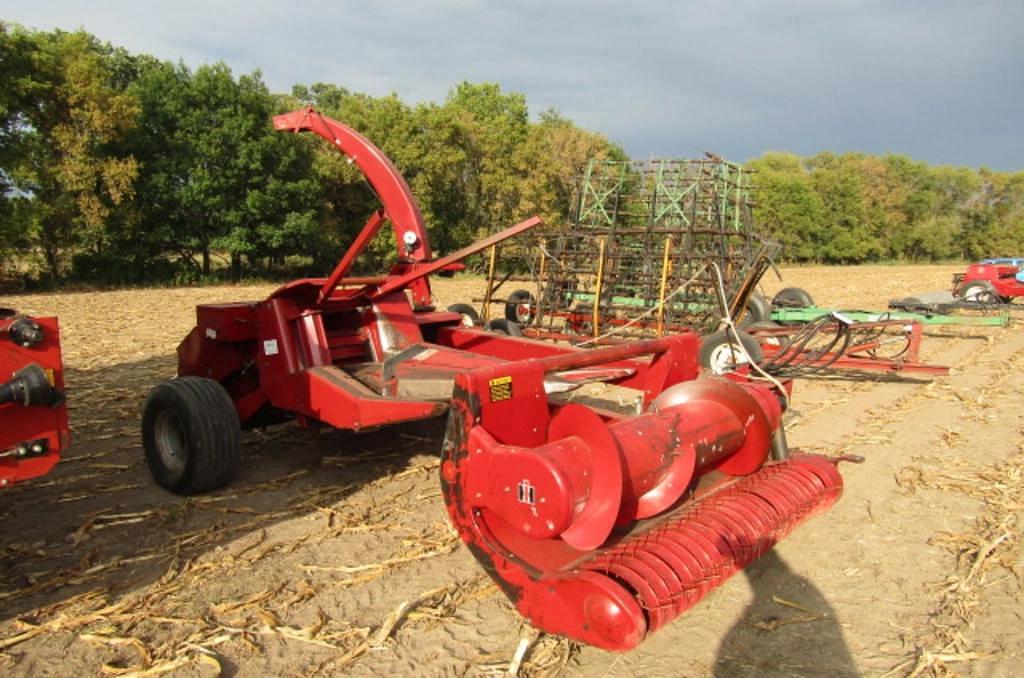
[{"xmin": 1, "ymin": 264, "xmax": 1021, "ymax": 677}]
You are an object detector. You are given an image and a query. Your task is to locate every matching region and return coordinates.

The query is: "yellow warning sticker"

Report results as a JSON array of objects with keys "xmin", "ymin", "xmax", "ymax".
[{"xmin": 488, "ymin": 375, "xmax": 513, "ymax": 402}]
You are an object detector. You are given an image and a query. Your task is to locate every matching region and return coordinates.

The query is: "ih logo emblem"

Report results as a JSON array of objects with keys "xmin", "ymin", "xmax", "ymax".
[{"xmin": 517, "ymin": 479, "xmax": 536, "ymax": 505}]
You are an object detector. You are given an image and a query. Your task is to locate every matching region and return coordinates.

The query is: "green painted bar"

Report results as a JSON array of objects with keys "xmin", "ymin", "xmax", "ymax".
[
  {"xmin": 566, "ymin": 292, "xmax": 713, "ymax": 313},
  {"xmin": 770, "ymin": 306, "xmax": 1009, "ymax": 327}
]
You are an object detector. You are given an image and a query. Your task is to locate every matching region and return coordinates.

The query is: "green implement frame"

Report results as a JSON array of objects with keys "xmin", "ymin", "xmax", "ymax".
[
  {"xmin": 771, "ymin": 306, "xmax": 1009, "ymax": 328},
  {"xmin": 529, "ymin": 156, "xmax": 777, "ymax": 339}
]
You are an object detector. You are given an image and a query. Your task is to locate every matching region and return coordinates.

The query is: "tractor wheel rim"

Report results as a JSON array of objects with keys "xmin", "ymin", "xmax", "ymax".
[
  {"xmin": 708, "ymin": 342, "xmax": 749, "ymax": 375},
  {"xmin": 515, "ymin": 303, "xmax": 533, "ymax": 323},
  {"xmin": 964, "ymin": 286, "xmax": 989, "ymax": 303},
  {"xmin": 460, "ymin": 314, "xmax": 474, "ymax": 327},
  {"xmin": 154, "ymin": 410, "xmax": 187, "ymax": 474}
]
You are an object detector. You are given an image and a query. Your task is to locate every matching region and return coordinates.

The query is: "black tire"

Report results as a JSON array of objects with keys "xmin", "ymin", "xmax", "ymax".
[
  {"xmin": 504, "ymin": 289, "xmax": 537, "ymax": 325},
  {"xmin": 446, "ymin": 303, "xmax": 480, "ymax": 327},
  {"xmin": 142, "ymin": 377, "xmax": 242, "ymax": 495},
  {"xmin": 485, "ymin": 318, "xmax": 523, "ymax": 336},
  {"xmin": 699, "ymin": 329, "xmax": 764, "ymax": 375},
  {"xmin": 742, "ymin": 293, "xmax": 772, "ymax": 324},
  {"xmin": 772, "ymin": 287, "xmax": 815, "ymax": 309},
  {"xmin": 959, "ymin": 280, "xmax": 999, "ymax": 304}
]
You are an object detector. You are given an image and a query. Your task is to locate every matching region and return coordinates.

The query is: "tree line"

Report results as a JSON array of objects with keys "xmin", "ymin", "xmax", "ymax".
[
  {"xmin": 748, "ymin": 152, "xmax": 1024, "ymax": 263},
  {"xmin": 0, "ymin": 24, "xmax": 620, "ymax": 285},
  {"xmin": 1, "ymin": 24, "xmax": 1022, "ymax": 287}
]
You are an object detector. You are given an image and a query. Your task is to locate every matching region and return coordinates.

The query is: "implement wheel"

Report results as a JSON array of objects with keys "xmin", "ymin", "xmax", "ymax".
[
  {"xmin": 699, "ymin": 329, "xmax": 764, "ymax": 375},
  {"xmin": 447, "ymin": 303, "xmax": 481, "ymax": 327},
  {"xmin": 772, "ymin": 287, "xmax": 815, "ymax": 309},
  {"xmin": 142, "ymin": 377, "xmax": 242, "ymax": 495},
  {"xmin": 485, "ymin": 318, "xmax": 523, "ymax": 336},
  {"xmin": 505, "ymin": 289, "xmax": 537, "ymax": 325},
  {"xmin": 959, "ymin": 280, "xmax": 1000, "ymax": 304},
  {"xmin": 743, "ymin": 293, "xmax": 772, "ymax": 324}
]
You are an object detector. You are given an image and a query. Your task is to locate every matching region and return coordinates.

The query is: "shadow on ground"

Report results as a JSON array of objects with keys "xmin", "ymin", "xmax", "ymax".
[
  {"xmin": 0, "ymin": 354, "xmax": 447, "ymax": 621},
  {"xmin": 714, "ymin": 550, "xmax": 856, "ymax": 677}
]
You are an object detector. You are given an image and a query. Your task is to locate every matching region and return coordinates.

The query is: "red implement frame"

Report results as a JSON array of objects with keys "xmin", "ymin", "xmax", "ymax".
[
  {"xmin": 749, "ymin": 319, "xmax": 950, "ymax": 377},
  {"xmin": 273, "ymin": 108, "xmax": 436, "ymax": 309},
  {"xmin": 527, "ymin": 312, "xmax": 948, "ymax": 377},
  {"xmin": 0, "ymin": 313, "xmax": 70, "ymax": 486}
]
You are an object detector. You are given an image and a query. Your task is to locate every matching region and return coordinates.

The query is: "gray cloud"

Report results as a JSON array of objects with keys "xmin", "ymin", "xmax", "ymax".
[{"xmin": 2, "ymin": 0, "xmax": 1021, "ymax": 169}]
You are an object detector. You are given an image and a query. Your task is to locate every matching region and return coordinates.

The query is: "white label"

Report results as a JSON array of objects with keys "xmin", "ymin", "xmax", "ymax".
[
  {"xmin": 205, "ymin": 327, "xmax": 218, "ymax": 339},
  {"xmin": 263, "ymin": 339, "xmax": 279, "ymax": 356}
]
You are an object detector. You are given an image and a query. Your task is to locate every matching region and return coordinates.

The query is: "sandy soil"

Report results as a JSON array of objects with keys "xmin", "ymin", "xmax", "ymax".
[{"xmin": 0, "ymin": 264, "xmax": 1021, "ymax": 677}]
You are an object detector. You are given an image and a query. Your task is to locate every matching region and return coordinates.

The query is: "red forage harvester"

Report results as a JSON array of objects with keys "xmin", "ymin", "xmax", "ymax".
[{"xmin": 141, "ymin": 108, "xmax": 844, "ymax": 651}]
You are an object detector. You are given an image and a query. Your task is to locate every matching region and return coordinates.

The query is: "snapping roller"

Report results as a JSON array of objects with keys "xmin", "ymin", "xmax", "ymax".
[{"xmin": 441, "ymin": 337, "xmax": 842, "ymax": 650}]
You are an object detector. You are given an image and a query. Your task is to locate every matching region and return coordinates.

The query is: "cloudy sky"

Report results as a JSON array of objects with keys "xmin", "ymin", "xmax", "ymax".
[{"xmin": 2, "ymin": 1, "xmax": 1020, "ymax": 170}]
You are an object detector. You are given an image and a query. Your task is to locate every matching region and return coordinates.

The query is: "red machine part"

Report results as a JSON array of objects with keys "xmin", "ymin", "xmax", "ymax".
[
  {"xmin": 273, "ymin": 108, "xmax": 435, "ymax": 309},
  {"xmin": 440, "ymin": 335, "xmax": 843, "ymax": 651},
  {"xmin": 0, "ymin": 312, "xmax": 69, "ymax": 486},
  {"xmin": 747, "ymin": 319, "xmax": 950, "ymax": 377},
  {"xmin": 954, "ymin": 262, "xmax": 1024, "ymax": 301},
  {"xmin": 176, "ymin": 215, "xmax": 543, "ymax": 432},
  {"xmin": 176, "ymin": 108, "xmax": 551, "ymax": 433},
  {"xmin": 548, "ymin": 313, "xmax": 948, "ymax": 377}
]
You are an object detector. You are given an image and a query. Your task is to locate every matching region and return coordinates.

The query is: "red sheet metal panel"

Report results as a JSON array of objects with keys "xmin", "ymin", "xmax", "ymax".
[{"xmin": 0, "ymin": 315, "xmax": 69, "ymax": 486}]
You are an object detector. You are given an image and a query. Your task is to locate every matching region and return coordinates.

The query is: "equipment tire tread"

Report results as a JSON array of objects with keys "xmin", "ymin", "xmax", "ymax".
[{"xmin": 142, "ymin": 376, "xmax": 241, "ymax": 495}]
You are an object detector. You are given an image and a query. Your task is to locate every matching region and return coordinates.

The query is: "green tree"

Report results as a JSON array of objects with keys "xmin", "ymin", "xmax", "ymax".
[
  {"xmin": 805, "ymin": 153, "xmax": 884, "ymax": 263},
  {"xmin": 960, "ymin": 169, "xmax": 1024, "ymax": 260},
  {"xmin": 748, "ymin": 153, "xmax": 825, "ymax": 261},
  {"xmin": 857, "ymin": 155, "xmax": 908, "ymax": 258},
  {"xmin": 515, "ymin": 109, "xmax": 625, "ymax": 228},
  {"xmin": 0, "ymin": 24, "xmax": 38, "ymax": 269},
  {"xmin": 444, "ymin": 82, "xmax": 529, "ymax": 236},
  {"xmin": 0, "ymin": 26, "xmax": 139, "ymax": 279},
  {"xmin": 130, "ymin": 62, "xmax": 318, "ymax": 281}
]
